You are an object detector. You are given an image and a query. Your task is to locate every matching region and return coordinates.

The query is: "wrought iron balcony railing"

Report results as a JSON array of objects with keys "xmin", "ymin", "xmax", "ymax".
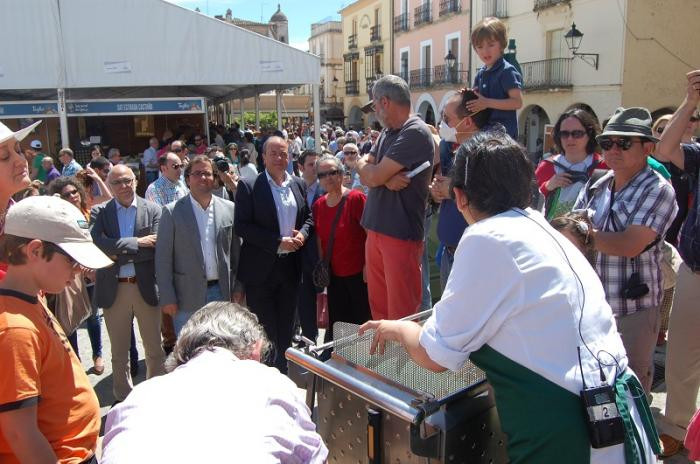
[
  {"xmin": 439, "ymin": 0, "xmax": 461, "ymax": 17},
  {"xmin": 345, "ymin": 80, "xmax": 359, "ymax": 95},
  {"xmin": 520, "ymin": 58, "xmax": 572, "ymax": 91},
  {"xmin": 393, "ymin": 12, "xmax": 409, "ymax": 33},
  {"xmin": 414, "ymin": 2, "xmax": 432, "ymax": 27},
  {"xmin": 370, "ymin": 25, "xmax": 381, "ymax": 42}
]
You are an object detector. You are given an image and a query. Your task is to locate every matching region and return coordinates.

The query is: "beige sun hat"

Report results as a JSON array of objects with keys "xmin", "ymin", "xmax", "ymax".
[{"xmin": 0, "ymin": 120, "xmax": 43, "ymax": 145}]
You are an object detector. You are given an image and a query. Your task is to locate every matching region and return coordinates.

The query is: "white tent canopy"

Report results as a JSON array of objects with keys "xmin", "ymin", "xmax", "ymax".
[{"xmin": 0, "ymin": 0, "xmax": 320, "ymax": 102}]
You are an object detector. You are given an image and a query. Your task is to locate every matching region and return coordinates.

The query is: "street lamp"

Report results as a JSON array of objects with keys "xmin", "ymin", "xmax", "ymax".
[
  {"xmin": 564, "ymin": 23, "xmax": 599, "ymax": 70},
  {"xmin": 444, "ymin": 50, "xmax": 456, "ymax": 83}
]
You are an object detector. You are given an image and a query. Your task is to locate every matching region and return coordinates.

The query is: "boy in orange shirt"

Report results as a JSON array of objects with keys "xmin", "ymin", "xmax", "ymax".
[{"xmin": 0, "ymin": 196, "xmax": 113, "ymax": 464}]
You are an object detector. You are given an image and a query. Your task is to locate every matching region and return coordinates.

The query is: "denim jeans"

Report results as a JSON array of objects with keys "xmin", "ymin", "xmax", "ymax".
[{"xmin": 173, "ymin": 283, "xmax": 223, "ymax": 336}]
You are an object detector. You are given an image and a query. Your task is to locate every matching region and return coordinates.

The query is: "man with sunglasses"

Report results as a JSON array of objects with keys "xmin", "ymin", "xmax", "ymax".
[
  {"xmin": 574, "ymin": 107, "xmax": 678, "ymax": 395},
  {"xmin": 91, "ymin": 165, "xmax": 166, "ymax": 403},
  {"xmin": 145, "ymin": 152, "xmax": 188, "ymax": 207}
]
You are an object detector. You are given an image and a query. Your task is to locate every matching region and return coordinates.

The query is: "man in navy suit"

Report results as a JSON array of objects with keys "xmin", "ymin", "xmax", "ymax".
[{"xmin": 235, "ymin": 136, "xmax": 313, "ymax": 373}]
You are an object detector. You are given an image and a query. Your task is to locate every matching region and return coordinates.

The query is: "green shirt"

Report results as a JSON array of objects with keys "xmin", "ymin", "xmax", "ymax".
[{"xmin": 32, "ymin": 152, "xmax": 47, "ymax": 182}]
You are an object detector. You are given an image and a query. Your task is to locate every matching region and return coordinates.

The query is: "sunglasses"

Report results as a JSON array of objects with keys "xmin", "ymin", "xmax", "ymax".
[
  {"xmin": 60, "ymin": 189, "xmax": 79, "ymax": 199},
  {"xmin": 599, "ymin": 137, "xmax": 643, "ymax": 151},
  {"xmin": 170, "ymin": 163, "xmax": 183, "ymax": 170},
  {"xmin": 559, "ymin": 130, "xmax": 586, "ymax": 139},
  {"xmin": 317, "ymin": 169, "xmax": 339, "ymax": 179}
]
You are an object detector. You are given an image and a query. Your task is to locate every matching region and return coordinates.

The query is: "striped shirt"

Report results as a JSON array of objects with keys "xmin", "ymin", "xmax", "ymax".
[
  {"xmin": 144, "ymin": 175, "xmax": 188, "ymax": 207},
  {"xmin": 574, "ymin": 167, "xmax": 677, "ymax": 316}
]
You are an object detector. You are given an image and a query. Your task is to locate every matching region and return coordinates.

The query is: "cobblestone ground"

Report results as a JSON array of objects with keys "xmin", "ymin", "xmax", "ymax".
[{"xmin": 76, "ymin": 320, "xmax": 698, "ymax": 462}]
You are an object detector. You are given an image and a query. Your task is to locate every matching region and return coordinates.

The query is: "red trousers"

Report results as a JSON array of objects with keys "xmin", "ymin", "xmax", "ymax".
[{"xmin": 365, "ymin": 230, "xmax": 423, "ymax": 320}]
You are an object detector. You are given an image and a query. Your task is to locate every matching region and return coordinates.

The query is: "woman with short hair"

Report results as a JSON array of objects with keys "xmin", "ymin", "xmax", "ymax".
[
  {"xmin": 361, "ymin": 131, "xmax": 659, "ymax": 463},
  {"xmin": 313, "ymin": 155, "xmax": 370, "ymax": 338}
]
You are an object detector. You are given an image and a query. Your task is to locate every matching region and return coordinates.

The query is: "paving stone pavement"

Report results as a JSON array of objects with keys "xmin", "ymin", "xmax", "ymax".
[{"xmin": 75, "ymin": 319, "xmax": 698, "ymax": 462}]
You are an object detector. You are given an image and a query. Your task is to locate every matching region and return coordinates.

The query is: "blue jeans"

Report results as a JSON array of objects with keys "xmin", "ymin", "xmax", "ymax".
[
  {"xmin": 420, "ymin": 213, "xmax": 432, "ymax": 311},
  {"xmin": 439, "ymin": 246, "xmax": 456, "ymax": 292},
  {"xmin": 173, "ymin": 283, "xmax": 223, "ymax": 336}
]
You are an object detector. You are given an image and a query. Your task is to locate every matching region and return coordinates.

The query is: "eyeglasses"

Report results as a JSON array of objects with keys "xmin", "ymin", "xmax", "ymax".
[
  {"xmin": 170, "ymin": 163, "xmax": 183, "ymax": 170},
  {"xmin": 317, "ymin": 170, "xmax": 339, "ymax": 179},
  {"xmin": 173, "ymin": 148, "xmax": 183, "ymax": 153},
  {"xmin": 343, "ymin": 150, "xmax": 359, "ymax": 155},
  {"xmin": 559, "ymin": 130, "xmax": 586, "ymax": 139},
  {"xmin": 189, "ymin": 170, "xmax": 213, "ymax": 178},
  {"xmin": 109, "ymin": 177, "xmax": 135, "ymax": 187},
  {"xmin": 599, "ymin": 138, "xmax": 643, "ymax": 151},
  {"xmin": 60, "ymin": 189, "xmax": 79, "ymax": 199}
]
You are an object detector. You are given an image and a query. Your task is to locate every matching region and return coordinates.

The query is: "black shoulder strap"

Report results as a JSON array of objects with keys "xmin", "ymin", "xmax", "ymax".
[
  {"xmin": 324, "ymin": 192, "xmax": 349, "ymax": 264},
  {"xmin": 586, "ymin": 169, "xmax": 609, "ymax": 201}
]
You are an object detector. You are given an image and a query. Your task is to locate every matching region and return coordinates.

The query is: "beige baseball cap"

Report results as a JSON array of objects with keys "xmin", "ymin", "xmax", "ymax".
[{"xmin": 4, "ymin": 196, "xmax": 113, "ymax": 269}]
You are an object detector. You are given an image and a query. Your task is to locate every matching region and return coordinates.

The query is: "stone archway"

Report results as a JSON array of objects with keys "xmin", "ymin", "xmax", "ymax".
[
  {"xmin": 519, "ymin": 104, "xmax": 550, "ymax": 155},
  {"xmin": 415, "ymin": 93, "xmax": 438, "ymax": 127},
  {"xmin": 347, "ymin": 106, "xmax": 363, "ymax": 130}
]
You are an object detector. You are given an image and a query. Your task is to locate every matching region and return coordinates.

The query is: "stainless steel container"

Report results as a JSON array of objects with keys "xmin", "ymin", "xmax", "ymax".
[{"xmin": 286, "ymin": 318, "xmax": 509, "ymax": 463}]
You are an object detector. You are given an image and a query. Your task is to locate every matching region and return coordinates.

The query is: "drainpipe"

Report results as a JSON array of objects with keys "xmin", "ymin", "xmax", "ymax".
[{"xmin": 468, "ymin": 0, "xmax": 473, "ymax": 85}]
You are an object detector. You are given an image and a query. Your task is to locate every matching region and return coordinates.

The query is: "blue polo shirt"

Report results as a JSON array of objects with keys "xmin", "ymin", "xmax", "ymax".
[
  {"xmin": 473, "ymin": 56, "xmax": 522, "ymax": 139},
  {"xmin": 436, "ymin": 140, "xmax": 467, "ymax": 247}
]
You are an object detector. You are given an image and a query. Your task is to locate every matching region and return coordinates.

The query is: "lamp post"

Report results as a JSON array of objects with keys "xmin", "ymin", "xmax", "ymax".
[
  {"xmin": 564, "ymin": 23, "xmax": 599, "ymax": 70},
  {"xmin": 444, "ymin": 50, "xmax": 456, "ymax": 83}
]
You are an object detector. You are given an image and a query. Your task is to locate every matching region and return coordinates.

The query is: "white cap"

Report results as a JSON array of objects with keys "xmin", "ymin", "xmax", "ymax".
[
  {"xmin": 4, "ymin": 196, "xmax": 114, "ymax": 270},
  {"xmin": 30, "ymin": 140, "xmax": 42, "ymax": 149},
  {"xmin": 0, "ymin": 120, "xmax": 42, "ymax": 145}
]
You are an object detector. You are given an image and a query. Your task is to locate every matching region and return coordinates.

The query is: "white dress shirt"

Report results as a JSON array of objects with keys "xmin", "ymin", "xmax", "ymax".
[
  {"xmin": 116, "ymin": 196, "xmax": 138, "ymax": 278},
  {"xmin": 189, "ymin": 195, "xmax": 218, "ymax": 281},
  {"xmin": 265, "ymin": 170, "xmax": 298, "ymax": 251},
  {"xmin": 101, "ymin": 348, "xmax": 328, "ymax": 464}
]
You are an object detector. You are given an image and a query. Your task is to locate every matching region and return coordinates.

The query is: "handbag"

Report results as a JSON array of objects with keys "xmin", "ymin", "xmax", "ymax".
[
  {"xmin": 54, "ymin": 273, "xmax": 92, "ymax": 336},
  {"xmin": 312, "ymin": 192, "xmax": 348, "ymax": 288}
]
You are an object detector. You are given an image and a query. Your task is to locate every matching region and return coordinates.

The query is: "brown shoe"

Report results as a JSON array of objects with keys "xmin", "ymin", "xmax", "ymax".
[
  {"xmin": 92, "ymin": 356, "xmax": 105, "ymax": 375},
  {"xmin": 659, "ymin": 433, "xmax": 684, "ymax": 458}
]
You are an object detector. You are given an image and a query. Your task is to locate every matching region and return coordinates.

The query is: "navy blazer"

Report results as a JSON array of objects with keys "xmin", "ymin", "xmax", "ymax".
[
  {"xmin": 235, "ymin": 172, "xmax": 314, "ymax": 286},
  {"xmin": 90, "ymin": 196, "xmax": 161, "ymax": 308}
]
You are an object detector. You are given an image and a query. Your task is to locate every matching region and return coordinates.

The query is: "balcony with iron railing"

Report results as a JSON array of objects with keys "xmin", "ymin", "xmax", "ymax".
[
  {"xmin": 393, "ymin": 12, "xmax": 409, "ymax": 33},
  {"xmin": 348, "ymin": 34, "xmax": 357, "ymax": 49},
  {"xmin": 439, "ymin": 0, "xmax": 461, "ymax": 17},
  {"xmin": 520, "ymin": 58, "xmax": 572, "ymax": 91},
  {"xmin": 533, "ymin": 0, "xmax": 570, "ymax": 12},
  {"xmin": 434, "ymin": 63, "xmax": 469, "ymax": 86},
  {"xmin": 414, "ymin": 2, "xmax": 432, "ymax": 27},
  {"xmin": 483, "ymin": 0, "xmax": 508, "ymax": 18},
  {"xmin": 409, "ymin": 68, "xmax": 433, "ymax": 89},
  {"xmin": 370, "ymin": 25, "xmax": 381, "ymax": 42},
  {"xmin": 345, "ymin": 80, "xmax": 359, "ymax": 95},
  {"xmin": 398, "ymin": 70, "xmax": 410, "ymax": 84}
]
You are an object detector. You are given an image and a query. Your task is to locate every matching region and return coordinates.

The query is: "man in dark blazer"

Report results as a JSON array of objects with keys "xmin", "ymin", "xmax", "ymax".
[
  {"xmin": 235, "ymin": 136, "xmax": 313, "ymax": 373},
  {"xmin": 91, "ymin": 165, "xmax": 166, "ymax": 402},
  {"xmin": 156, "ymin": 155, "xmax": 241, "ymax": 336}
]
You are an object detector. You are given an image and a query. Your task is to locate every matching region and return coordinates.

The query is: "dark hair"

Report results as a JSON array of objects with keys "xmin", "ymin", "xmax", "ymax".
[
  {"xmin": 49, "ymin": 176, "xmax": 88, "ymax": 212},
  {"xmin": 184, "ymin": 154, "xmax": 214, "ymax": 179},
  {"xmin": 552, "ymin": 108, "xmax": 600, "ymax": 155},
  {"xmin": 451, "ymin": 88, "xmax": 492, "ymax": 129},
  {"xmin": 89, "ymin": 156, "xmax": 110, "ymax": 171},
  {"xmin": 550, "ymin": 211, "xmax": 595, "ymax": 264},
  {"xmin": 244, "ymin": 132, "xmax": 254, "ymax": 143},
  {"xmin": 0, "ymin": 236, "xmax": 58, "ymax": 265},
  {"xmin": 239, "ymin": 149, "xmax": 250, "ymax": 166},
  {"xmin": 299, "ymin": 150, "xmax": 318, "ymax": 167},
  {"xmin": 450, "ymin": 130, "xmax": 533, "ymax": 216}
]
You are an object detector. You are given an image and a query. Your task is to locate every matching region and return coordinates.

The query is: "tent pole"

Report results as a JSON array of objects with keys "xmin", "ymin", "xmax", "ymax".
[
  {"xmin": 276, "ymin": 89, "xmax": 282, "ymax": 130},
  {"xmin": 239, "ymin": 97, "xmax": 244, "ymax": 128},
  {"xmin": 255, "ymin": 92, "xmax": 260, "ymax": 130},
  {"xmin": 222, "ymin": 102, "xmax": 228, "ymax": 128},
  {"xmin": 57, "ymin": 88, "xmax": 69, "ymax": 149},
  {"xmin": 203, "ymin": 100, "xmax": 211, "ymax": 144},
  {"xmin": 313, "ymin": 84, "xmax": 321, "ymax": 153}
]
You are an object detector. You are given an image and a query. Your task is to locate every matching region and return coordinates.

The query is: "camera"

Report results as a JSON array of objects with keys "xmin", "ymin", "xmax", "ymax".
[
  {"xmin": 621, "ymin": 272, "xmax": 649, "ymax": 299},
  {"xmin": 567, "ymin": 170, "xmax": 589, "ymax": 184},
  {"xmin": 214, "ymin": 158, "xmax": 230, "ymax": 173}
]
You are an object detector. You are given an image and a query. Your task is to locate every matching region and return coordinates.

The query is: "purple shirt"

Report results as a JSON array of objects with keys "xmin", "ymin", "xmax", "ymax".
[{"xmin": 45, "ymin": 167, "xmax": 60, "ymax": 184}]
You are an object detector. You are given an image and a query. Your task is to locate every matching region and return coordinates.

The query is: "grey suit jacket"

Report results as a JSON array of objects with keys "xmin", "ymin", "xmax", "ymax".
[
  {"xmin": 155, "ymin": 194, "xmax": 241, "ymax": 314},
  {"xmin": 90, "ymin": 196, "xmax": 161, "ymax": 308}
]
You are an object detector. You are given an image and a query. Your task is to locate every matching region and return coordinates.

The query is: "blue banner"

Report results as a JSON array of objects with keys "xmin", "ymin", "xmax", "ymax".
[
  {"xmin": 0, "ymin": 101, "xmax": 59, "ymax": 118},
  {"xmin": 66, "ymin": 99, "xmax": 204, "ymax": 116}
]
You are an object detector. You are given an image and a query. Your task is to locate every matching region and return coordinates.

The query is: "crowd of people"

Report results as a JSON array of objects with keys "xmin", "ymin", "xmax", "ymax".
[{"xmin": 1, "ymin": 15, "xmax": 699, "ymax": 464}]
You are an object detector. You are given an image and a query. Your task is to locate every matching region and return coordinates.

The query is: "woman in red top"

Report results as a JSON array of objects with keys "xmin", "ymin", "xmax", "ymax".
[
  {"xmin": 534, "ymin": 108, "xmax": 605, "ymax": 219},
  {"xmin": 0, "ymin": 121, "xmax": 41, "ymax": 279},
  {"xmin": 312, "ymin": 155, "xmax": 371, "ymax": 337}
]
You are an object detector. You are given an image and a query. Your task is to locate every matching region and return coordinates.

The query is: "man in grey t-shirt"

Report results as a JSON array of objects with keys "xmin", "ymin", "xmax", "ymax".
[{"xmin": 356, "ymin": 75, "xmax": 434, "ymax": 320}]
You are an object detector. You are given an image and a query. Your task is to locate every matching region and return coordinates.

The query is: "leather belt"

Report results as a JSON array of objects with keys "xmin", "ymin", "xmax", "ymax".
[
  {"xmin": 207, "ymin": 280, "xmax": 219, "ymax": 287},
  {"xmin": 117, "ymin": 276, "xmax": 137, "ymax": 283}
]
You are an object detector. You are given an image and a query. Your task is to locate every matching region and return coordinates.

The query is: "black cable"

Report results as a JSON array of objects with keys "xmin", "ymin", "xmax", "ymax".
[{"xmin": 512, "ymin": 208, "xmax": 613, "ymax": 386}]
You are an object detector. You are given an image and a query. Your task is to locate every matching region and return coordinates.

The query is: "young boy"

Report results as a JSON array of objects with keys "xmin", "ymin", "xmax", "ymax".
[
  {"xmin": 0, "ymin": 196, "xmax": 113, "ymax": 464},
  {"xmin": 468, "ymin": 17, "xmax": 523, "ymax": 139}
]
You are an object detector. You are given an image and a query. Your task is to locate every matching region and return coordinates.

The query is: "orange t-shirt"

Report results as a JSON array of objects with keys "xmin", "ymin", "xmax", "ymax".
[{"xmin": 0, "ymin": 290, "xmax": 100, "ymax": 464}]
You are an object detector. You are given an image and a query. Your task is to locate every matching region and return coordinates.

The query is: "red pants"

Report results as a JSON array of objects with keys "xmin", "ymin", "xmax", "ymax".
[{"xmin": 365, "ymin": 230, "xmax": 423, "ymax": 320}]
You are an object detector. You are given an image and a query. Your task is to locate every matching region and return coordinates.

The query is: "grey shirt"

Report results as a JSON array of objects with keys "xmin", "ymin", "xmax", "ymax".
[{"xmin": 360, "ymin": 116, "xmax": 434, "ymax": 241}]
